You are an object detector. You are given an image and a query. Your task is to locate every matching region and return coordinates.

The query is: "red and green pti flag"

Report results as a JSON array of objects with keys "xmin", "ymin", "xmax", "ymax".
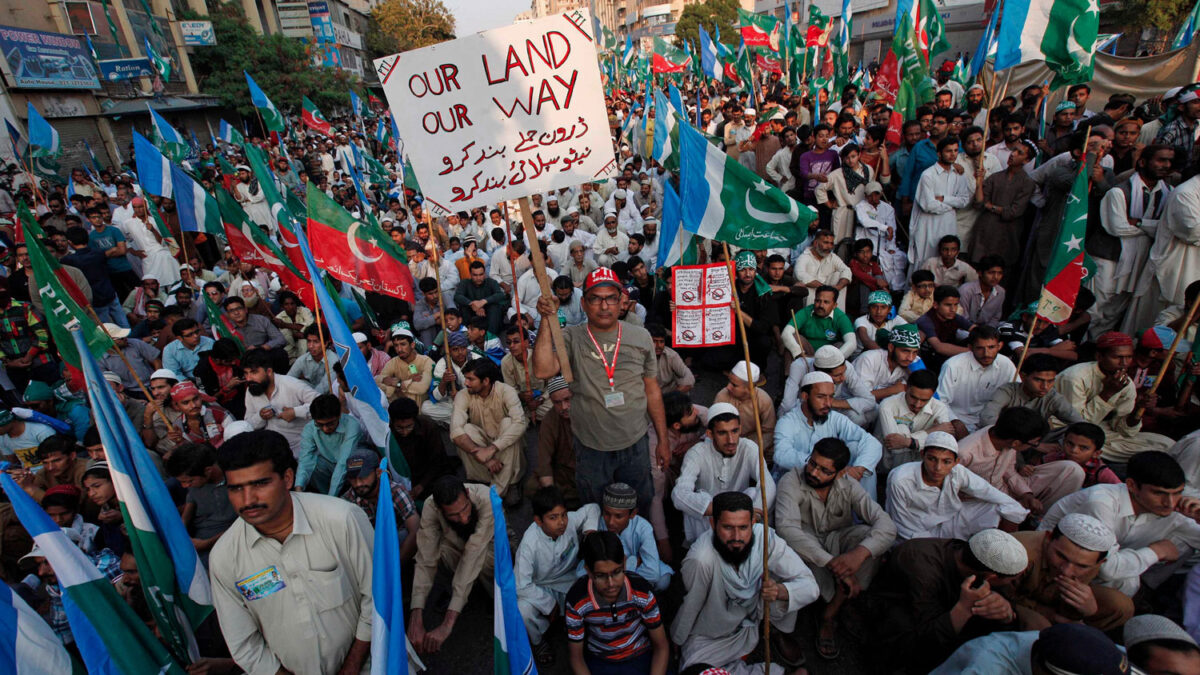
[
  {"xmin": 301, "ymin": 95, "xmax": 333, "ymax": 138},
  {"xmin": 214, "ymin": 187, "xmax": 315, "ymax": 307},
  {"xmin": 306, "ymin": 182, "xmax": 415, "ymax": 302},
  {"xmin": 203, "ymin": 293, "xmax": 246, "ymax": 352},
  {"xmin": 18, "ymin": 202, "xmax": 113, "ymax": 369},
  {"xmin": 738, "ymin": 8, "xmax": 781, "ymax": 52},
  {"xmin": 216, "ymin": 154, "xmax": 237, "ymax": 192},
  {"xmin": 1037, "ymin": 161, "xmax": 1090, "ymax": 324},
  {"xmin": 652, "ymin": 37, "xmax": 691, "ymax": 74}
]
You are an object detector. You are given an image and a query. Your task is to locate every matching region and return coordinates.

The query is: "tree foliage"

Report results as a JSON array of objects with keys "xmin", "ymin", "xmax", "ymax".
[
  {"xmin": 186, "ymin": 0, "xmax": 352, "ymax": 117},
  {"xmin": 674, "ymin": 0, "xmax": 741, "ymax": 52},
  {"xmin": 1103, "ymin": 0, "xmax": 1193, "ymax": 34},
  {"xmin": 366, "ymin": 0, "xmax": 455, "ymax": 60}
]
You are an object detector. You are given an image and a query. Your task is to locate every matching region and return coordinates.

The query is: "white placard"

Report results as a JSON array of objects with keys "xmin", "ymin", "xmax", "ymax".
[{"xmin": 373, "ymin": 9, "xmax": 617, "ymax": 213}]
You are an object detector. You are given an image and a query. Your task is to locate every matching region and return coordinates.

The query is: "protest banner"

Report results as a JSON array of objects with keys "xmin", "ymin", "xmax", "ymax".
[
  {"xmin": 672, "ymin": 262, "xmax": 735, "ymax": 348},
  {"xmin": 372, "ymin": 9, "xmax": 616, "ymax": 214}
]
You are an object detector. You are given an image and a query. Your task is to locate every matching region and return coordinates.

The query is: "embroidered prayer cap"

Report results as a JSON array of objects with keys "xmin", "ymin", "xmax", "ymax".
[
  {"xmin": 924, "ymin": 431, "xmax": 958, "ymax": 454},
  {"xmin": 101, "ymin": 371, "xmax": 123, "ymax": 386},
  {"xmin": 867, "ymin": 290, "xmax": 892, "ymax": 306},
  {"xmin": 1123, "ymin": 614, "xmax": 1197, "ymax": 649},
  {"xmin": 729, "ymin": 360, "xmax": 763, "ymax": 386},
  {"xmin": 734, "ymin": 250, "xmax": 758, "ymax": 270},
  {"xmin": 865, "ymin": 181, "xmax": 884, "ymax": 195},
  {"xmin": 447, "ymin": 331, "xmax": 469, "ymax": 348},
  {"xmin": 390, "ymin": 326, "xmax": 414, "ymax": 340},
  {"xmin": 968, "ymin": 528, "xmax": 1028, "ymax": 576},
  {"xmin": 889, "ymin": 324, "xmax": 921, "ymax": 349},
  {"xmin": 1095, "ymin": 331, "xmax": 1134, "ymax": 350},
  {"xmin": 352, "ymin": 332, "xmax": 369, "ymax": 344},
  {"xmin": 707, "ymin": 402, "xmax": 740, "ymax": 421},
  {"xmin": 585, "ymin": 267, "xmax": 623, "ymax": 295},
  {"xmin": 225, "ymin": 420, "xmax": 253, "ymax": 440},
  {"xmin": 1057, "ymin": 512, "xmax": 1117, "ymax": 553},
  {"xmin": 1035, "ymin": 623, "xmax": 1129, "ymax": 675},
  {"xmin": 813, "ymin": 345, "xmax": 845, "ymax": 370},
  {"xmin": 103, "ymin": 322, "xmax": 131, "ymax": 339},
  {"xmin": 543, "ymin": 376, "xmax": 569, "ymax": 397},
  {"xmin": 800, "ymin": 371, "xmax": 834, "ymax": 388},
  {"xmin": 151, "ymin": 369, "xmax": 180, "ymax": 383},
  {"xmin": 1140, "ymin": 326, "xmax": 1176, "ymax": 351},
  {"xmin": 602, "ymin": 482, "xmax": 638, "ymax": 510},
  {"xmin": 613, "ymin": 188, "xmax": 628, "ymax": 200},
  {"xmin": 235, "ymin": 164, "xmax": 251, "ymax": 172}
]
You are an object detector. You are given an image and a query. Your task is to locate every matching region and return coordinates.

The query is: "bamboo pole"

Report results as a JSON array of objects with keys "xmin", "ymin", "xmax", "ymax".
[
  {"xmin": 517, "ymin": 196, "xmax": 573, "ymax": 382},
  {"xmin": 426, "ymin": 209, "xmax": 454, "ymax": 398},
  {"xmin": 309, "ymin": 275, "xmax": 335, "ymax": 393},
  {"xmin": 1012, "ymin": 316, "xmax": 1038, "ymax": 381},
  {"xmin": 1134, "ymin": 292, "xmax": 1200, "ymax": 421},
  {"xmin": 721, "ymin": 241, "xmax": 772, "ymax": 667},
  {"xmin": 85, "ymin": 306, "xmax": 172, "ymax": 428},
  {"xmin": 500, "ymin": 201, "xmax": 538, "ymax": 423}
]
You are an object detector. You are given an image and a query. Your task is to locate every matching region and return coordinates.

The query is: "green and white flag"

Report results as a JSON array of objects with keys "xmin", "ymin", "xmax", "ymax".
[
  {"xmin": 996, "ymin": 0, "xmax": 1099, "ymax": 86},
  {"xmin": 1037, "ymin": 160, "xmax": 1092, "ymax": 324},
  {"xmin": 678, "ymin": 121, "xmax": 816, "ymax": 249}
]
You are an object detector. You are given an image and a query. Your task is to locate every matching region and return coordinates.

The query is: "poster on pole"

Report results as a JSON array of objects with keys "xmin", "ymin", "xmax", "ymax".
[
  {"xmin": 372, "ymin": 9, "xmax": 617, "ymax": 214},
  {"xmin": 671, "ymin": 263, "xmax": 735, "ymax": 348}
]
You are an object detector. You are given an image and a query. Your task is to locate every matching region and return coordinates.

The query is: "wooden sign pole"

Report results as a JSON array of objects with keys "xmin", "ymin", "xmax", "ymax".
[{"xmin": 516, "ymin": 197, "xmax": 573, "ymax": 382}]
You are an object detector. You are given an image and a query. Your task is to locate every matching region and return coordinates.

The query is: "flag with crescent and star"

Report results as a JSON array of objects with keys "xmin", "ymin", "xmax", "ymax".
[
  {"xmin": 995, "ymin": 0, "xmax": 1099, "ymax": 86},
  {"xmin": 678, "ymin": 121, "xmax": 816, "ymax": 250},
  {"xmin": 301, "ymin": 95, "xmax": 334, "ymax": 138},
  {"xmin": 1036, "ymin": 159, "xmax": 1091, "ymax": 324},
  {"xmin": 214, "ymin": 187, "xmax": 314, "ymax": 307},
  {"xmin": 305, "ymin": 182, "xmax": 415, "ymax": 302}
]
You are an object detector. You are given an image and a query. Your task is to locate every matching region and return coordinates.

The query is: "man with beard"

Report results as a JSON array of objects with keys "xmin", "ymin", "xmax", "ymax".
[
  {"xmin": 671, "ymin": 491, "xmax": 819, "ymax": 672},
  {"xmin": 450, "ymin": 358, "xmax": 527, "ymax": 505},
  {"xmin": 455, "ymin": 260, "xmax": 508, "ymax": 336},
  {"xmin": 724, "ymin": 251, "xmax": 779, "ymax": 368},
  {"xmin": 242, "ymin": 347, "xmax": 319, "ymax": 456},
  {"xmin": 340, "ymin": 449, "xmax": 420, "ymax": 561},
  {"xmin": 776, "ymin": 438, "xmax": 897, "ymax": 659},
  {"xmin": 527, "ymin": 208, "xmax": 558, "ymax": 245},
  {"xmin": 592, "ymin": 213, "xmax": 629, "ymax": 268},
  {"xmin": 964, "ymin": 84, "xmax": 988, "ymax": 129},
  {"xmin": 385, "ymin": 397, "xmax": 458, "ymax": 504},
  {"xmin": 853, "ymin": 324, "xmax": 921, "ymax": 400},
  {"xmin": 1054, "ymin": 331, "xmax": 1174, "ymax": 462},
  {"xmin": 672, "ymin": 402, "xmax": 777, "ymax": 547},
  {"xmin": 936, "ymin": 326, "xmax": 1017, "ymax": 432},
  {"xmin": 209, "ymin": 430, "xmax": 374, "ymax": 675},
  {"xmin": 233, "ymin": 165, "xmax": 274, "ymax": 232},
  {"xmin": 775, "ymin": 371, "xmax": 883, "ymax": 493},
  {"xmin": 793, "ymin": 231, "xmax": 852, "ymax": 314},
  {"xmin": 409, "ymin": 476, "xmax": 495, "ymax": 656},
  {"xmin": 987, "ymin": 115, "xmax": 1034, "ymax": 171}
]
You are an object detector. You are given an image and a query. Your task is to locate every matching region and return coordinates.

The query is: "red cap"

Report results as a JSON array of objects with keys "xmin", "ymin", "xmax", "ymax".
[
  {"xmin": 940, "ymin": 60, "xmax": 955, "ymax": 73},
  {"xmin": 584, "ymin": 267, "xmax": 622, "ymax": 294}
]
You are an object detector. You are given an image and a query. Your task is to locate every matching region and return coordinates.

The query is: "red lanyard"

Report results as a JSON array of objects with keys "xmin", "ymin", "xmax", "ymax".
[{"xmin": 585, "ymin": 323, "xmax": 622, "ymax": 390}]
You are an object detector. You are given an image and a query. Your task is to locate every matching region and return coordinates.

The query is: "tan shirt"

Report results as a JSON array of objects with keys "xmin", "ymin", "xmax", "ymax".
[
  {"xmin": 375, "ymin": 353, "xmax": 434, "ymax": 404},
  {"xmin": 208, "ymin": 493, "xmax": 374, "ymax": 675},
  {"xmin": 775, "ymin": 471, "xmax": 897, "ymax": 568},
  {"xmin": 412, "ymin": 483, "xmax": 495, "ymax": 612},
  {"xmin": 501, "ymin": 352, "xmax": 552, "ymax": 419},
  {"xmin": 562, "ymin": 321, "xmax": 657, "ymax": 451},
  {"xmin": 450, "ymin": 381, "xmax": 528, "ymax": 450}
]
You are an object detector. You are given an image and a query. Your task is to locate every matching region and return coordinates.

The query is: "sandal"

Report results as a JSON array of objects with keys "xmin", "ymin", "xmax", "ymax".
[{"xmin": 815, "ymin": 635, "xmax": 840, "ymax": 660}]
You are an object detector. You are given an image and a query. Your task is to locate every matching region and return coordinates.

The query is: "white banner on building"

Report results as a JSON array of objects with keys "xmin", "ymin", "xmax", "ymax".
[{"xmin": 373, "ymin": 9, "xmax": 616, "ymax": 213}]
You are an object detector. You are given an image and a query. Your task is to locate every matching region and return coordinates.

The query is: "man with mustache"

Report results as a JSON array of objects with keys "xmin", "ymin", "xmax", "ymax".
[
  {"xmin": 339, "ymin": 449, "xmax": 420, "ymax": 562},
  {"xmin": 671, "ymin": 491, "xmax": 819, "ymax": 672},
  {"xmin": 242, "ymin": 347, "xmax": 319, "ymax": 456},
  {"xmin": 208, "ymin": 429, "xmax": 374, "ymax": 675},
  {"xmin": 409, "ymin": 476, "xmax": 495, "ymax": 656}
]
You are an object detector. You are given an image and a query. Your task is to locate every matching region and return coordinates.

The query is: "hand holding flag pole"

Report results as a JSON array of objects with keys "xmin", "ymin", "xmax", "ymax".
[
  {"xmin": 518, "ymin": 196, "xmax": 573, "ymax": 382},
  {"xmin": 1133, "ymin": 291, "xmax": 1200, "ymax": 422},
  {"xmin": 500, "ymin": 201, "xmax": 538, "ymax": 423}
]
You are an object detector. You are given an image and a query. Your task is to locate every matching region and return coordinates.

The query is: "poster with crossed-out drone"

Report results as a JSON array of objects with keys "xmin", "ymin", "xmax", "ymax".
[{"xmin": 671, "ymin": 263, "xmax": 734, "ymax": 348}]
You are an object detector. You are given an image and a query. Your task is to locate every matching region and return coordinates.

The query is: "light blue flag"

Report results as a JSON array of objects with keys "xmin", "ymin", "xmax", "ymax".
[
  {"xmin": 6, "ymin": 119, "xmax": 26, "ymax": 161},
  {"xmin": 669, "ymin": 83, "xmax": 684, "ymax": 117},
  {"xmin": 350, "ymin": 90, "xmax": 362, "ymax": 118},
  {"xmin": 970, "ymin": 7, "xmax": 999, "ymax": 78},
  {"xmin": 375, "ymin": 117, "xmax": 387, "ymax": 145},
  {"xmin": 622, "ymin": 34, "xmax": 635, "ymax": 67},
  {"xmin": 657, "ymin": 180, "xmax": 696, "ymax": 268},
  {"xmin": 26, "ymin": 102, "xmax": 60, "ymax": 158},
  {"xmin": 67, "ymin": 175, "xmax": 76, "ymax": 202},
  {"xmin": 652, "ymin": 89, "xmax": 671, "ymax": 162},
  {"xmin": 491, "ymin": 487, "xmax": 539, "ymax": 675},
  {"xmin": 82, "ymin": 139, "xmax": 104, "ymax": 173},
  {"xmin": 698, "ymin": 25, "xmax": 719, "ymax": 79},
  {"xmin": 370, "ymin": 458, "xmax": 413, "ymax": 675},
  {"xmin": 0, "ymin": 582, "xmax": 80, "ymax": 674},
  {"xmin": 133, "ymin": 131, "xmax": 172, "ymax": 198},
  {"xmin": 295, "ymin": 222, "xmax": 392, "ymax": 448},
  {"xmin": 1175, "ymin": 0, "xmax": 1200, "ymax": 48},
  {"xmin": 148, "ymin": 105, "xmax": 190, "ymax": 162}
]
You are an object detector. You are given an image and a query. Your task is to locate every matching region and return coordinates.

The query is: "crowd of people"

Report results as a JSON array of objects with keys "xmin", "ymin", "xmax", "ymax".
[{"xmin": 2, "ymin": 54, "xmax": 1200, "ymax": 675}]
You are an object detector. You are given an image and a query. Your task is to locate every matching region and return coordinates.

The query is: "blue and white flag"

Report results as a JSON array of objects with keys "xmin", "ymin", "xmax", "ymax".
[
  {"xmin": 369, "ymin": 458, "xmax": 424, "ymax": 675},
  {"xmin": 970, "ymin": 7, "xmax": 1000, "ymax": 78},
  {"xmin": 698, "ymin": 25, "xmax": 720, "ymax": 79},
  {"xmin": 622, "ymin": 34, "xmax": 635, "ymax": 67},
  {"xmin": 82, "ymin": 139, "xmax": 104, "ymax": 174},
  {"xmin": 171, "ymin": 163, "xmax": 223, "ymax": 234},
  {"xmin": 350, "ymin": 90, "xmax": 363, "ymax": 118},
  {"xmin": 5, "ymin": 119, "xmax": 27, "ymax": 161},
  {"xmin": 26, "ymin": 103, "xmax": 60, "ymax": 158},
  {"xmin": 652, "ymin": 89, "xmax": 674, "ymax": 163},
  {"xmin": 217, "ymin": 119, "xmax": 244, "ymax": 146},
  {"xmin": 995, "ymin": 0, "xmax": 1099, "ymax": 86},
  {"xmin": 1175, "ymin": 0, "xmax": 1200, "ymax": 48},
  {"xmin": 657, "ymin": 180, "xmax": 696, "ymax": 268},
  {"xmin": 132, "ymin": 131, "xmax": 172, "ymax": 198},
  {"xmin": 295, "ymin": 223, "xmax": 392, "ymax": 448},
  {"xmin": 0, "ymin": 582, "xmax": 79, "ymax": 675},
  {"xmin": 491, "ymin": 487, "xmax": 539, "ymax": 675},
  {"xmin": 0, "ymin": 468, "xmax": 186, "ymax": 675},
  {"xmin": 148, "ymin": 105, "xmax": 190, "ymax": 162}
]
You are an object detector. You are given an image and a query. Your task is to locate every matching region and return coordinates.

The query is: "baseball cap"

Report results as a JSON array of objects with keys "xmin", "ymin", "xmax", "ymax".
[
  {"xmin": 345, "ymin": 449, "xmax": 381, "ymax": 478},
  {"xmin": 584, "ymin": 267, "xmax": 622, "ymax": 294},
  {"xmin": 1140, "ymin": 326, "xmax": 1176, "ymax": 351}
]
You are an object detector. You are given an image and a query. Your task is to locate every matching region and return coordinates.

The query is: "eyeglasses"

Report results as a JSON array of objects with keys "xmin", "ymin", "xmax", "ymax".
[
  {"xmin": 180, "ymin": 330, "xmax": 200, "ymax": 338},
  {"xmin": 590, "ymin": 569, "xmax": 626, "ymax": 583},
  {"xmin": 585, "ymin": 294, "xmax": 621, "ymax": 307}
]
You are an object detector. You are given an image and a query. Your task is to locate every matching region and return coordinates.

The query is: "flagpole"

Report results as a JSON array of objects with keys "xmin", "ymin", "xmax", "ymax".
[
  {"xmin": 518, "ymin": 196, "xmax": 573, "ymax": 382},
  {"xmin": 83, "ymin": 305, "xmax": 172, "ymax": 428},
  {"xmin": 1012, "ymin": 315, "xmax": 1038, "ymax": 381},
  {"xmin": 309, "ymin": 275, "xmax": 336, "ymax": 393},
  {"xmin": 1133, "ymin": 291, "xmax": 1200, "ymax": 421},
  {"xmin": 500, "ymin": 201, "xmax": 537, "ymax": 424},
  {"xmin": 426, "ymin": 209, "xmax": 454, "ymax": 383},
  {"xmin": 720, "ymin": 241, "xmax": 772, "ymax": 668}
]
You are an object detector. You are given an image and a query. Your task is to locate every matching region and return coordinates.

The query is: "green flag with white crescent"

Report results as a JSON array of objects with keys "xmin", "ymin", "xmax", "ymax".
[{"xmin": 1037, "ymin": 160, "xmax": 1090, "ymax": 324}]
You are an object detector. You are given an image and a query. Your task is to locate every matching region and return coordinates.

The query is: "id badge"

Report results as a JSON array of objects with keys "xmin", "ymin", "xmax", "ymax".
[
  {"xmin": 236, "ymin": 566, "xmax": 287, "ymax": 601},
  {"xmin": 604, "ymin": 391, "xmax": 625, "ymax": 408}
]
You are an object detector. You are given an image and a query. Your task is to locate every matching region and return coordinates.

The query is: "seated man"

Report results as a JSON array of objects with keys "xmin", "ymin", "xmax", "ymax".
[
  {"xmin": 782, "ymin": 285, "xmax": 856, "ymax": 358},
  {"xmin": 532, "ymin": 377, "xmax": 578, "ymax": 507},
  {"xmin": 516, "ymin": 486, "xmax": 599, "ymax": 664},
  {"xmin": 670, "ymin": 492, "xmax": 820, "ymax": 671},
  {"xmin": 1054, "ymin": 331, "xmax": 1174, "ymax": 462},
  {"xmin": 932, "ymin": 622, "xmax": 1132, "ymax": 675},
  {"xmin": 957, "ymin": 407, "xmax": 1083, "ymax": 515},
  {"xmin": 376, "ymin": 326, "xmax": 434, "ymax": 405},
  {"xmin": 576, "ymin": 482, "xmax": 673, "ymax": 591},
  {"xmin": 1011, "ymin": 512, "xmax": 1133, "ymax": 632},
  {"xmin": 875, "ymin": 370, "xmax": 966, "ymax": 472},
  {"xmin": 917, "ymin": 285, "xmax": 974, "ymax": 371},
  {"xmin": 793, "ymin": 229, "xmax": 851, "ymax": 310},
  {"xmin": 500, "ymin": 326, "xmax": 550, "ymax": 422},
  {"xmin": 854, "ymin": 324, "xmax": 922, "ymax": 401},
  {"xmin": 465, "ymin": 316, "xmax": 504, "ymax": 364},
  {"xmin": 339, "ymin": 449, "xmax": 420, "ymax": 562},
  {"xmin": 21, "ymin": 434, "xmax": 90, "ymax": 500},
  {"xmin": 221, "ymin": 296, "xmax": 287, "ymax": 369},
  {"xmin": 164, "ymin": 441, "xmax": 238, "ymax": 562},
  {"xmin": 780, "ymin": 345, "xmax": 877, "ymax": 427},
  {"xmin": 1126, "ymin": 615, "xmax": 1200, "ymax": 675},
  {"xmin": 885, "ymin": 431, "xmax": 1029, "ymax": 541},
  {"xmin": 874, "ymin": 529, "xmax": 1029, "ymax": 673},
  {"xmin": 453, "ymin": 260, "xmax": 507, "ymax": 335},
  {"xmin": 385, "ymin": 398, "xmax": 459, "ymax": 504},
  {"xmin": 713, "ymin": 360, "xmax": 775, "ymax": 462},
  {"xmin": 99, "ymin": 322, "xmax": 162, "ymax": 395},
  {"xmin": 421, "ymin": 331, "xmax": 479, "ymax": 427},
  {"xmin": 450, "ymin": 358, "xmax": 528, "ymax": 506},
  {"xmin": 978, "ymin": 353, "xmax": 1085, "ymax": 432},
  {"xmin": 649, "ymin": 324, "xmax": 694, "ymax": 394},
  {"xmin": 409, "ymin": 476, "xmax": 495, "ymax": 655},
  {"xmin": 774, "ymin": 372, "xmax": 883, "ymax": 496},
  {"xmin": 296, "ymin": 394, "xmax": 366, "ymax": 496},
  {"xmin": 776, "ymin": 438, "xmax": 897, "ymax": 659},
  {"xmin": 566, "ymin": 531, "xmax": 669, "ymax": 675},
  {"xmin": 286, "ymin": 324, "xmax": 336, "ymax": 394},
  {"xmin": 1039, "ymin": 451, "xmax": 1200, "ymax": 596},
  {"xmin": 937, "ymin": 326, "xmax": 1017, "ymax": 432},
  {"xmin": 672, "ymin": 402, "xmax": 776, "ymax": 547}
]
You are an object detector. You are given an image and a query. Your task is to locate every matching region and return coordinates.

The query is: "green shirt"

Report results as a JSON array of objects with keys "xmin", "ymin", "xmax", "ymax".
[{"xmin": 791, "ymin": 306, "xmax": 853, "ymax": 350}]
